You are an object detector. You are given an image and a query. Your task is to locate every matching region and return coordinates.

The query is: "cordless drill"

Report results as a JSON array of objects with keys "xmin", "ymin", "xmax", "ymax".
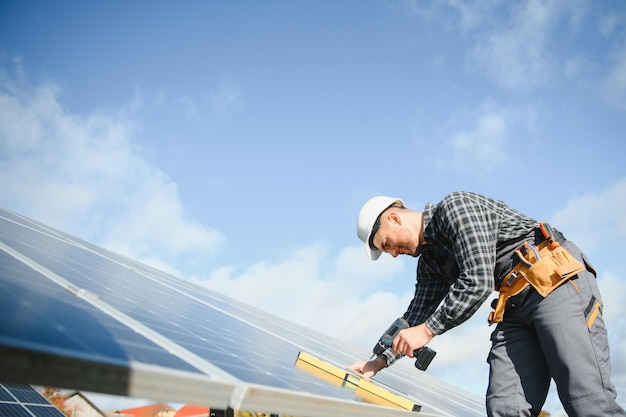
[{"xmin": 372, "ymin": 317, "xmax": 436, "ymax": 371}]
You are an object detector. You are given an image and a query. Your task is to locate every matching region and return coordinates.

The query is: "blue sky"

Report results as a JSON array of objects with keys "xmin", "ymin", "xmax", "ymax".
[{"xmin": 1, "ymin": 1, "xmax": 625, "ymax": 415}]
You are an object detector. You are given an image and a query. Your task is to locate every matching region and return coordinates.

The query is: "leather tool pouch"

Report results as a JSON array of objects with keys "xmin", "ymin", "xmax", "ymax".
[
  {"xmin": 488, "ymin": 241, "xmax": 585, "ymax": 325},
  {"xmin": 525, "ymin": 242, "xmax": 585, "ymax": 297}
]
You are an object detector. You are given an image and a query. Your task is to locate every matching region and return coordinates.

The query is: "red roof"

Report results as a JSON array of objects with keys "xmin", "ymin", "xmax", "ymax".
[
  {"xmin": 174, "ymin": 405, "xmax": 210, "ymax": 417},
  {"xmin": 119, "ymin": 404, "xmax": 175, "ymax": 417}
]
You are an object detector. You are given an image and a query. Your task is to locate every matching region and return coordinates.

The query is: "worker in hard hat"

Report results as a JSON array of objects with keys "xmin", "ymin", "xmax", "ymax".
[{"xmin": 349, "ymin": 191, "xmax": 624, "ymax": 417}]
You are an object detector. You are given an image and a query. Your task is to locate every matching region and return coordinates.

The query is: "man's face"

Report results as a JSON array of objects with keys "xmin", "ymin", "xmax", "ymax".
[{"xmin": 371, "ymin": 211, "xmax": 420, "ymax": 258}]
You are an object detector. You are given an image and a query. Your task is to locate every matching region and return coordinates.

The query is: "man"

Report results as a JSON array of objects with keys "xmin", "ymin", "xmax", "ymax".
[{"xmin": 349, "ymin": 191, "xmax": 624, "ymax": 417}]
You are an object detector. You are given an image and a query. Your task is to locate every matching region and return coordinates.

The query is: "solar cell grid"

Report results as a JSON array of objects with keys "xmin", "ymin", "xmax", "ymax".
[
  {"xmin": 0, "ymin": 251, "xmax": 203, "ymax": 374},
  {"xmin": 3, "ymin": 215, "xmax": 358, "ymax": 370},
  {"xmin": 1, "ymin": 235, "xmax": 345, "ymax": 393},
  {"xmin": 0, "ymin": 403, "xmax": 33, "ymax": 417},
  {"xmin": 0, "ymin": 210, "xmax": 64, "ymax": 239},
  {"xmin": 26, "ymin": 406, "xmax": 69, "ymax": 417},
  {"xmin": 0, "ymin": 385, "xmax": 66, "ymax": 417},
  {"xmin": 0, "ymin": 386, "xmax": 14, "ymax": 402},
  {"xmin": 1, "ymin": 217, "xmax": 363, "ymax": 401},
  {"xmin": 6, "ymin": 386, "xmax": 50, "ymax": 405}
]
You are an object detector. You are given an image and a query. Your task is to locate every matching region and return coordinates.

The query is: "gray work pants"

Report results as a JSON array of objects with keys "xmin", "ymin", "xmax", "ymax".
[{"xmin": 486, "ymin": 241, "xmax": 625, "ymax": 417}]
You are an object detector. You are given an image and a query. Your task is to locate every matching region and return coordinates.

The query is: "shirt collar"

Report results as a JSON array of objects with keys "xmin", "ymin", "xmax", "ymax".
[{"xmin": 422, "ymin": 202, "xmax": 436, "ymax": 242}]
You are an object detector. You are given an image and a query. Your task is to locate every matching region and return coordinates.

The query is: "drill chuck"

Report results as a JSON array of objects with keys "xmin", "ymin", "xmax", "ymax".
[{"xmin": 371, "ymin": 317, "xmax": 409, "ymax": 357}]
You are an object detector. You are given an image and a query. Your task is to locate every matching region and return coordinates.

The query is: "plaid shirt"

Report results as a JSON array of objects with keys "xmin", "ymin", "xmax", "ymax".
[
  {"xmin": 404, "ymin": 191, "xmax": 538, "ymax": 336},
  {"xmin": 381, "ymin": 192, "xmax": 540, "ymax": 368}
]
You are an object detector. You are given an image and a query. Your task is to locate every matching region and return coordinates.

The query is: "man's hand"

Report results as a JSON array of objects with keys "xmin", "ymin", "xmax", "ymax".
[
  {"xmin": 392, "ymin": 323, "xmax": 435, "ymax": 357},
  {"xmin": 348, "ymin": 356, "xmax": 386, "ymax": 379}
]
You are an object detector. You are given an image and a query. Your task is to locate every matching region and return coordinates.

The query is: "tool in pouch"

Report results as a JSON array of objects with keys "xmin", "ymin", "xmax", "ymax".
[{"xmin": 488, "ymin": 222, "xmax": 586, "ymax": 325}]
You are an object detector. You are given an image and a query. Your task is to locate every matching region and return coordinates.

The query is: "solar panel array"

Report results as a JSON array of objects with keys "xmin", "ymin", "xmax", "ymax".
[
  {"xmin": 0, "ymin": 206, "xmax": 486, "ymax": 416},
  {"xmin": 0, "ymin": 384, "xmax": 67, "ymax": 417}
]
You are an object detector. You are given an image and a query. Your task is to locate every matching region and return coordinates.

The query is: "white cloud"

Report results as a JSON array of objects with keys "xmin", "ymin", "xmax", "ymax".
[
  {"xmin": 445, "ymin": 111, "xmax": 508, "ymax": 174},
  {"xmin": 433, "ymin": 100, "xmax": 537, "ymax": 176},
  {"xmin": 0, "ymin": 63, "xmax": 223, "ymax": 268},
  {"xmin": 334, "ymin": 245, "xmax": 406, "ymax": 287},
  {"xmin": 413, "ymin": 0, "xmax": 587, "ymax": 92},
  {"xmin": 468, "ymin": 0, "xmax": 560, "ymax": 91},
  {"xmin": 454, "ymin": 0, "xmax": 626, "ymax": 109},
  {"xmin": 551, "ymin": 177, "xmax": 626, "ymax": 252}
]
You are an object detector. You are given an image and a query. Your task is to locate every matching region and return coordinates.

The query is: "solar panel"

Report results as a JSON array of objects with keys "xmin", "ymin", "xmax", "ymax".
[
  {"xmin": 0, "ymin": 384, "xmax": 67, "ymax": 417},
  {"xmin": 0, "ymin": 206, "xmax": 487, "ymax": 416}
]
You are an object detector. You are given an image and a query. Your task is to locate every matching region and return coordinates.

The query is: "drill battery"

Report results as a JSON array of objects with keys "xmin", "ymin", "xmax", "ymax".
[{"xmin": 414, "ymin": 346, "xmax": 436, "ymax": 371}]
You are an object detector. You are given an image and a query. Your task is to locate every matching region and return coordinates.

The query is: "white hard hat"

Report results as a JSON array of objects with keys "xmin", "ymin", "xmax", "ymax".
[{"xmin": 357, "ymin": 196, "xmax": 404, "ymax": 260}]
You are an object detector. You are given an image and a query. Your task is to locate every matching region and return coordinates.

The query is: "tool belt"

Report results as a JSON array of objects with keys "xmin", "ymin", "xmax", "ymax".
[{"xmin": 488, "ymin": 223, "xmax": 586, "ymax": 325}]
